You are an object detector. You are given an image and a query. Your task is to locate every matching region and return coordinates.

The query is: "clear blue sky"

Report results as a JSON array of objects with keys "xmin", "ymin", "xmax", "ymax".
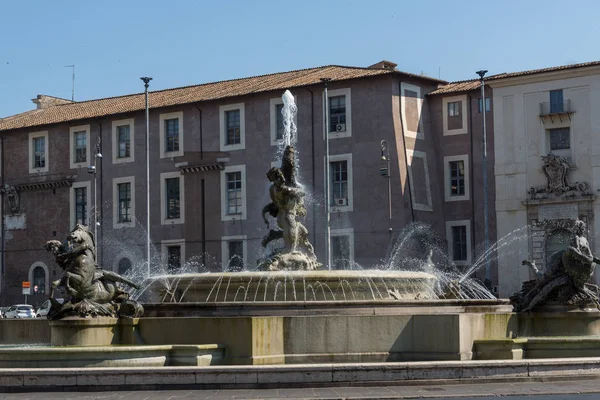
[{"xmin": 1, "ymin": 0, "xmax": 598, "ymax": 118}]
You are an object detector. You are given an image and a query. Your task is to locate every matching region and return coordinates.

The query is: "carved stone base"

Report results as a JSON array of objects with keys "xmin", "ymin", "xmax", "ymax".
[
  {"xmin": 257, "ymin": 251, "xmax": 322, "ymax": 271},
  {"xmin": 48, "ymin": 298, "xmax": 144, "ymax": 320}
]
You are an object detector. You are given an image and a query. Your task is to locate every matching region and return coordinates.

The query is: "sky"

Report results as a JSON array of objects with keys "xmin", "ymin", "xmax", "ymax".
[{"xmin": 1, "ymin": 0, "xmax": 599, "ymax": 118}]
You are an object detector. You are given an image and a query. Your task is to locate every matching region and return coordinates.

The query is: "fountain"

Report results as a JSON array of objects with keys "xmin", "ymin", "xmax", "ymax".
[
  {"xmin": 126, "ymin": 90, "xmax": 511, "ymax": 365},
  {"xmin": 141, "ymin": 91, "xmax": 444, "ymax": 305},
  {"xmin": 6, "ymin": 89, "xmax": 590, "ymax": 370}
]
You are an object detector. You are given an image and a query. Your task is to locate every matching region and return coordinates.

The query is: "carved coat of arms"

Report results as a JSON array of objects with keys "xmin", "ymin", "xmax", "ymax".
[{"xmin": 529, "ymin": 153, "xmax": 588, "ymax": 199}]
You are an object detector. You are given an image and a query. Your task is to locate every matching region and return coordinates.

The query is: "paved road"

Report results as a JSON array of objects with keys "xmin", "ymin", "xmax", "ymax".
[{"xmin": 3, "ymin": 380, "xmax": 600, "ymax": 399}]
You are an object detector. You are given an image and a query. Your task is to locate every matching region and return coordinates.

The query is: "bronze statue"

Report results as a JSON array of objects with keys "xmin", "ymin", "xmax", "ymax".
[
  {"xmin": 258, "ymin": 145, "xmax": 321, "ymax": 271},
  {"xmin": 511, "ymin": 219, "xmax": 600, "ymax": 312},
  {"xmin": 45, "ymin": 224, "xmax": 143, "ymax": 319}
]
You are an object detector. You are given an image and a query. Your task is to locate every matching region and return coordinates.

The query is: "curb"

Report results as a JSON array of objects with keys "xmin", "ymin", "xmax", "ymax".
[{"xmin": 1, "ymin": 357, "xmax": 600, "ymax": 392}]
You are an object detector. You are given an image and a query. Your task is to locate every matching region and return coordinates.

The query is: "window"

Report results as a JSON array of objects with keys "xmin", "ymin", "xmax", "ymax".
[
  {"xmin": 118, "ymin": 258, "xmax": 132, "ymax": 275},
  {"xmin": 328, "ymin": 154, "xmax": 353, "ymax": 212},
  {"xmin": 448, "ymin": 102, "xmax": 460, "ymax": 117},
  {"xmin": 166, "ymin": 178, "xmax": 180, "ymax": 219},
  {"xmin": 329, "ymin": 95, "xmax": 346, "ymax": 133},
  {"xmin": 161, "ymin": 240, "xmax": 185, "ymax": 272},
  {"xmin": 444, "ymin": 155, "xmax": 469, "ymax": 202},
  {"xmin": 227, "ymin": 241, "xmax": 244, "ymax": 271},
  {"xmin": 159, "ymin": 112, "xmax": 183, "ymax": 158},
  {"xmin": 75, "ymin": 187, "xmax": 87, "ymax": 225},
  {"xmin": 446, "ymin": 220, "xmax": 471, "ymax": 265},
  {"xmin": 478, "ymin": 97, "xmax": 491, "ymax": 113},
  {"xmin": 226, "ymin": 171, "xmax": 242, "ymax": 215},
  {"xmin": 549, "ymin": 128, "xmax": 570, "ymax": 150},
  {"xmin": 220, "ymin": 165, "xmax": 246, "ymax": 221},
  {"xmin": 221, "ymin": 235, "xmax": 247, "ymax": 271},
  {"xmin": 167, "ymin": 245, "xmax": 182, "ymax": 272},
  {"xmin": 219, "ymin": 103, "xmax": 245, "ymax": 151},
  {"xmin": 112, "ymin": 176, "xmax": 135, "ymax": 228},
  {"xmin": 117, "ymin": 182, "xmax": 131, "ymax": 223},
  {"xmin": 270, "ymin": 97, "xmax": 297, "ymax": 145},
  {"xmin": 165, "ymin": 118, "xmax": 179, "ymax": 152},
  {"xmin": 160, "ymin": 172, "xmax": 184, "ymax": 224},
  {"xmin": 226, "ymin": 110, "xmax": 241, "ymax": 145},
  {"xmin": 451, "ymin": 225, "xmax": 468, "ymax": 262},
  {"xmin": 117, "ymin": 125, "xmax": 130, "ymax": 158},
  {"xmin": 69, "ymin": 125, "xmax": 90, "ymax": 168},
  {"xmin": 331, "ymin": 235, "xmax": 350, "ymax": 270},
  {"xmin": 546, "ymin": 229, "xmax": 571, "ymax": 262},
  {"xmin": 29, "ymin": 131, "xmax": 49, "ymax": 173},
  {"xmin": 33, "ymin": 137, "xmax": 45, "ymax": 168},
  {"xmin": 330, "ymin": 228, "xmax": 354, "ymax": 270},
  {"xmin": 443, "ymin": 95, "xmax": 467, "ymax": 136},
  {"xmin": 29, "ymin": 262, "xmax": 48, "ymax": 296},
  {"xmin": 74, "ymin": 131, "xmax": 87, "ymax": 163},
  {"xmin": 112, "ymin": 119, "xmax": 134, "ymax": 164},
  {"xmin": 325, "ymin": 88, "xmax": 352, "ymax": 139},
  {"xmin": 330, "ymin": 161, "xmax": 348, "ymax": 205},
  {"xmin": 550, "ymin": 90, "xmax": 564, "ymax": 113},
  {"xmin": 70, "ymin": 181, "xmax": 90, "ymax": 228},
  {"xmin": 449, "ymin": 160, "xmax": 465, "ymax": 196},
  {"xmin": 275, "ymin": 103, "xmax": 284, "ymax": 140},
  {"xmin": 33, "ymin": 266, "xmax": 46, "ymax": 295}
]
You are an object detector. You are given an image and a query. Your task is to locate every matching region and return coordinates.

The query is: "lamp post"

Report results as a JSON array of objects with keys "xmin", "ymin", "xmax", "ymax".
[
  {"xmin": 380, "ymin": 140, "xmax": 392, "ymax": 234},
  {"xmin": 476, "ymin": 69, "xmax": 491, "ymax": 290},
  {"xmin": 87, "ymin": 137, "xmax": 102, "ymax": 256},
  {"xmin": 320, "ymin": 77, "xmax": 332, "ymax": 270},
  {"xmin": 141, "ymin": 77, "xmax": 152, "ymax": 277}
]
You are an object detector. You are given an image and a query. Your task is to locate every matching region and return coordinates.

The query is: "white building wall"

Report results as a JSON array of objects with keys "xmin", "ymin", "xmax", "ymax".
[{"xmin": 492, "ymin": 67, "xmax": 600, "ymax": 296}]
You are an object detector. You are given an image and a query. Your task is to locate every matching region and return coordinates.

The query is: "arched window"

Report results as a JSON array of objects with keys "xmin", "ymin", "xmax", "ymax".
[
  {"xmin": 32, "ymin": 266, "xmax": 46, "ymax": 295},
  {"xmin": 118, "ymin": 258, "xmax": 132, "ymax": 275},
  {"xmin": 546, "ymin": 228, "xmax": 571, "ymax": 262}
]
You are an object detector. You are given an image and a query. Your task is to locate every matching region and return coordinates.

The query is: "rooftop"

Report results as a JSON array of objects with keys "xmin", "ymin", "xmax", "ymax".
[
  {"xmin": 429, "ymin": 60, "xmax": 600, "ymax": 96},
  {"xmin": 0, "ymin": 63, "xmax": 444, "ymax": 132}
]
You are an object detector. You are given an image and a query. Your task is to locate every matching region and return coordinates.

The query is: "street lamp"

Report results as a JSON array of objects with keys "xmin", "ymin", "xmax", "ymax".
[
  {"xmin": 380, "ymin": 140, "xmax": 392, "ymax": 234},
  {"xmin": 320, "ymin": 77, "xmax": 332, "ymax": 270},
  {"xmin": 141, "ymin": 77, "xmax": 152, "ymax": 277},
  {"xmin": 476, "ymin": 69, "xmax": 491, "ymax": 290},
  {"xmin": 87, "ymin": 137, "xmax": 102, "ymax": 258}
]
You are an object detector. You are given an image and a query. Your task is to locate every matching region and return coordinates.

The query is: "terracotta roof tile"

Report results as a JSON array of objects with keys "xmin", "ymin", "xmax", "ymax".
[
  {"xmin": 488, "ymin": 60, "xmax": 600, "ymax": 80},
  {"xmin": 429, "ymin": 60, "xmax": 600, "ymax": 96},
  {"xmin": 428, "ymin": 79, "xmax": 481, "ymax": 95},
  {"xmin": 0, "ymin": 64, "xmax": 444, "ymax": 132}
]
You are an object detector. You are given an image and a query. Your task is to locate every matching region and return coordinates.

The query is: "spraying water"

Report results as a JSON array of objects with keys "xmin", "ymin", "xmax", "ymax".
[{"xmin": 274, "ymin": 90, "xmax": 298, "ymax": 165}]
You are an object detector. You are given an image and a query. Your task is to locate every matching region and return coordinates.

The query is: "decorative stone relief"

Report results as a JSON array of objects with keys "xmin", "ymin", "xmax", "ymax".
[
  {"xmin": 2, "ymin": 185, "xmax": 20, "ymax": 214},
  {"xmin": 529, "ymin": 153, "xmax": 588, "ymax": 199}
]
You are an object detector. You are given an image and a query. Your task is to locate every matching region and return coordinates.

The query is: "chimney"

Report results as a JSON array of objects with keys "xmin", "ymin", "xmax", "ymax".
[
  {"xmin": 368, "ymin": 60, "xmax": 398, "ymax": 70},
  {"xmin": 31, "ymin": 95, "xmax": 74, "ymax": 110}
]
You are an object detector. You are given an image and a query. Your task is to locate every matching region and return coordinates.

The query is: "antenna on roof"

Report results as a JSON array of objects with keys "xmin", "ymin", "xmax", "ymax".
[
  {"xmin": 64, "ymin": 65, "xmax": 75, "ymax": 101},
  {"xmin": 438, "ymin": 67, "xmax": 441, "ymax": 79}
]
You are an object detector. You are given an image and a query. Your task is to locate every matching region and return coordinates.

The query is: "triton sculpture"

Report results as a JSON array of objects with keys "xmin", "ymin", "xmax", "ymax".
[
  {"xmin": 258, "ymin": 145, "xmax": 321, "ymax": 271},
  {"xmin": 44, "ymin": 224, "xmax": 143, "ymax": 319},
  {"xmin": 511, "ymin": 219, "xmax": 600, "ymax": 312}
]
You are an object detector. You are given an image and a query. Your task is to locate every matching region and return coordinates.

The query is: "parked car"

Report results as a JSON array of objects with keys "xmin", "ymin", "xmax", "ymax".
[
  {"xmin": 36, "ymin": 300, "xmax": 51, "ymax": 318},
  {"xmin": 4, "ymin": 304, "xmax": 35, "ymax": 319}
]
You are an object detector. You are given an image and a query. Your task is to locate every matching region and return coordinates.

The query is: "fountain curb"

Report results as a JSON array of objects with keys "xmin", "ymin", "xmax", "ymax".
[{"xmin": 1, "ymin": 358, "xmax": 600, "ymax": 392}]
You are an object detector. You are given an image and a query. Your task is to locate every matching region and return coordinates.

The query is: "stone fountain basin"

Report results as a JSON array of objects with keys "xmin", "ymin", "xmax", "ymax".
[
  {"xmin": 0, "ymin": 344, "xmax": 224, "ymax": 368},
  {"xmin": 141, "ymin": 270, "xmax": 438, "ymax": 303}
]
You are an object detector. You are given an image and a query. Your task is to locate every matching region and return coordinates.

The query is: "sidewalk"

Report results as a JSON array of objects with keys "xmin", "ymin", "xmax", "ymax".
[{"xmin": 3, "ymin": 380, "xmax": 600, "ymax": 399}]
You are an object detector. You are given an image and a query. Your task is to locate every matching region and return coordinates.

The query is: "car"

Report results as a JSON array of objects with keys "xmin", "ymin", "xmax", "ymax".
[
  {"xmin": 36, "ymin": 300, "xmax": 52, "ymax": 318},
  {"xmin": 4, "ymin": 304, "xmax": 35, "ymax": 319}
]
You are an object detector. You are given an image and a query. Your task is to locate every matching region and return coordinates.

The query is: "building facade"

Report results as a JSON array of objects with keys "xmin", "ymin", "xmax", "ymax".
[
  {"xmin": 489, "ymin": 61, "xmax": 600, "ymax": 297},
  {"xmin": 428, "ymin": 81, "xmax": 498, "ymax": 290},
  {"xmin": 0, "ymin": 61, "xmax": 496, "ymax": 306}
]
